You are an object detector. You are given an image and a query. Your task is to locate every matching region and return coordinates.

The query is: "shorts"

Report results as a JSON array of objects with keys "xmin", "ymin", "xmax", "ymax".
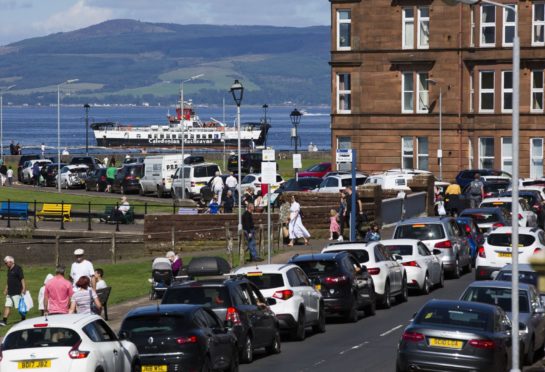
[
  {"xmin": 107, "ymin": 179, "xmax": 114, "ymax": 185},
  {"xmin": 5, "ymin": 295, "xmax": 21, "ymax": 308}
]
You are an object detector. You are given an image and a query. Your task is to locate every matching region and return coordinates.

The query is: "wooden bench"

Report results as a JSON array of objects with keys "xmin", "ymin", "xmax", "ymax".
[
  {"xmin": 36, "ymin": 203, "xmax": 72, "ymax": 222},
  {"xmin": 96, "ymin": 286, "xmax": 112, "ymax": 320},
  {"xmin": 0, "ymin": 202, "xmax": 29, "ymax": 220},
  {"xmin": 101, "ymin": 206, "xmax": 135, "ymax": 224}
]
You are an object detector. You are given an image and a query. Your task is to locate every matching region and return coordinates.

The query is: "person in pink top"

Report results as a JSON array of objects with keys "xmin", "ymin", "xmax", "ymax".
[
  {"xmin": 44, "ymin": 265, "xmax": 74, "ymax": 315},
  {"xmin": 329, "ymin": 209, "xmax": 341, "ymax": 241}
]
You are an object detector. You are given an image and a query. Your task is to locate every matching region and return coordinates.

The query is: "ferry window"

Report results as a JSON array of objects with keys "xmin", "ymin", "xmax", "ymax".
[
  {"xmin": 172, "ymin": 134, "xmax": 177, "ymax": 139},
  {"xmin": 166, "ymin": 134, "xmax": 170, "ymax": 139},
  {"xmin": 208, "ymin": 134, "xmax": 212, "ymax": 139},
  {"xmin": 136, "ymin": 134, "xmax": 141, "ymax": 139},
  {"xmin": 148, "ymin": 135, "xmax": 152, "ymax": 139},
  {"xmin": 197, "ymin": 135, "xmax": 201, "ymax": 139},
  {"xmin": 154, "ymin": 135, "xmax": 157, "ymax": 139},
  {"xmin": 184, "ymin": 135, "xmax": 188, "ymax": 140},
  {"xmin": 160, "ymin": 135, "xmax": 164, "ymax": 139}
]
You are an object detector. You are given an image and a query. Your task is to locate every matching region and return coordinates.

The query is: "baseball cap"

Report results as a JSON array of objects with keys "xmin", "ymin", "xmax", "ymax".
[{"xmin": 74, "ymin": 248, "xmax": 85, "ymax": 256}]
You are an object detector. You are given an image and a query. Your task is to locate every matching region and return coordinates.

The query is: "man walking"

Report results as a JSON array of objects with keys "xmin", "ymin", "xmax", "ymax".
[
  {"xmin": 242, "ymin": 203, "xmax": 263, "ymax": 262},
  {"xmin": 71, "ymin": 249, "xmax": 95, "ymax": 287},
  {"xmin": 44, "ymin": 265, "xmax": 73, "ymax": 315},
  {"xmin": 105, "ymin": 159, "xmax": 116, "ymax": 193},
  {"xmin": 0, "ymin": 256, "xmax": 25, "ymax": 326},
  {"xmin": 211, "ymin": 171, "xmax": 224, "ymax": 204},
  {"xmin": 468, "ymin": 173, "xmax": 485, "ymax": 208},
  {"xmin": 225, "ymin": 171, "xmax": 238, "ymax": 200}
]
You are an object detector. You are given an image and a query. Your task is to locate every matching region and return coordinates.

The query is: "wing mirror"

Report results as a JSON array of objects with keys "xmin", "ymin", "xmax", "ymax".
[
  {"xmin": 432, "ymin": 249, "xmax": 442, "ymax": 255},
  {"xmin": 535, "ymin": 307, "xmax": 545, "ymax": 314},
  {"xmin": 394, "ymin": 254, "xmax": 403, "ymax": 261},
  {"xmin": 118, "ymin": 330, "xmax": 131, "ymax": 340},
  {"xmin": 266, "ymin": 297, "xmax": 277, "ymax": 306}
]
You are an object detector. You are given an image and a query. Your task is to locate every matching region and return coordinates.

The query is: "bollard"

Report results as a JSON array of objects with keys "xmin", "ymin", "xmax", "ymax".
[
  {"xmin": 55, "ymin": 235, "xmax": 60, "ymax": 266},
  {"xmin": 60, "ymin": 201, "xmax": 65, "ymax": 230},
  {"xmin": 111, "ymin": 232, "xmax": 117, "ymax": 263},
  {"xmin": 87, "ymin": 202, "xmax": 92, "ymax": 231},
  {"xmin": 115, "ymin": 202, "xmax": 120, "ymax": 232},
  {"xmin": 33, "ymin": 200, "xmax": 37, "ymax": 228},
  {"xmin": 226, "ymin": 222, "xmax": 233, "ymax": 268},
  {"xmin": 144, "ymin": 202, "xmax": 148, "ymax": 215},
  {"xmin": 171, "ymin": 226, "xmax": 176, "ymax": 250},
  {"xmin": 7, "ymin": 199, "xmax": 10, "ymax": 228}
]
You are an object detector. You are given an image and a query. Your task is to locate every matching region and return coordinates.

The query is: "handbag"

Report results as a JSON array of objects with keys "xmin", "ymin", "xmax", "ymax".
[
  {"xmin": 23, "ymin": 291, "xmax": 34, "ymax": 311},
  {"xmin": 89, "ymin": 289, "xmax": 101, "ymax": 315},
  {"xmin": 18, "ymin": 296, "xmax": 27, "ymax": 317}
]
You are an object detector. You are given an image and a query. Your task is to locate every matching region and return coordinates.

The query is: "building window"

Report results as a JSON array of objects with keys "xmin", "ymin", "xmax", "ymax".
[
  {"xmin": 337, "ymin": 10, "xmax": 351, "ymax": 50},
  {"xmin": 531, "ymin": 138, "xmax": 544, "ymax": 178},
  {"xmin": 501, "ymin": 70, "xmax": 513, "ymax": 113},
  {"xmin": 503, "ymin": 6, "xmax": 516, "ymax": 46},
  {"xmin": 337, "ymin": 136, "xmax": 352, "ymax": 150},
  {"xmin": 469, "ymin": 138, "xmax": 474, "ymax": 168},
  {"xmin": 402, "ymin": 8, "xmax": 415, "ymax": 49},
  {"xmin": 479, "ymin": 71, "xmax": 495, "ymax": 113},
  {"xmin": 469, "ymin": 70, "xmax": 475, "ymax": 113},
  {"xmin": 417, "ymin": 137, "xmax": 429, "ymax": 170},
  {"xmin": 337, "ymin": 73, "xmax": 351, "ymax": 113},
  {"xmin": 402, "ymin": 72, "xmax": 429, "ymax": 113},
  {"xmin": 418, "ymin": 7, "xmax": 430, "ymax": 49},
  {"xmin": 501, "ymin": 137, "xmax": 513, "ymax": 174},
  {"xmin": 402, "ymin": 7, "xmax": 429, "ymax": 49},
  {"xmin": 533, "ymin": 3, "xmax": 545, "ymax": 46},
  {"xmin": 479, "ymin": 137, "xmax": 495, "ymax": 168},
  {"xmin": 402, "ymin": 137, "xmax": 414, "ymax": 169},
  {"xmin": 402, "ymin": 72, "xmax": 414, "ymax": 113},
  {"xmin": 532, "ymin": 70, "xmax": 544, "ymax": 112},
  {"xmin": 480, "ymin": 4, "xmax": 496, "ymax": 47}
]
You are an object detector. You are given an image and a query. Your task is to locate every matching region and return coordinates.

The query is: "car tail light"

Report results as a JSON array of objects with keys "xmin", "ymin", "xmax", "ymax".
[
  {"xmin": 469, "ymin": 339, "xmax": 495, "ymax": 349},
  {"xmin": 534, "ymin": 248, "xmax": 542, "ymax": 254},
  {"xmin": 402, "ymin": 331, "xmax": 425, "ymax": 342},
  {"xmin": 402, "ymin": 261, "xmax": 420, "ymax": 267},
  {"xmin": 100, "ymin": 176, "xmax": 106, "ymax": 181},
  {"xmin": 324, "ymin": 276, "xmax": 348, "ymax": 284},
  {"xmin": 434, "ymin": 240, "xmax": 452, "ymax": 249},
  {"xmin": 33, "ymin": 323, "xmax": 48, "ymax": 328},
  {"xmin": 492, "ymin": 223, "xmax": 504, "ymax": 229},
  {"xmin": 367, "ymin": 268, "xmax": 381, "ymax": 275},
  {"xmin": 225, "ymin": 307, "xmax": 242, "ymax": 326},
  {"xmin": 125, "ymin": 176, "xmax": 135, "ymax": 180},
  {"xmin": 484, "ymin": 192, "xmax": 494, "ymax": 198},
  {"xmin": 465, "ymin": 225, "xmax": 471, "ymax": 234},
  {"xmin": 518, "ymin": 213, "xmax": 523, "ymax": 220},
  {"xmin": 478, "ymin": 247, "xmax": 486, "ymax": 258},
  {"xmin": 68, "ymin": 340, "xmax": 90, "ymax": 359},
  {"xmin": 272, "ymin": 289, "xmax": 294, "ymax": 300},
  {"xmin": 176, "ymin": 336, "xmax": 198, "ymax": 344}
]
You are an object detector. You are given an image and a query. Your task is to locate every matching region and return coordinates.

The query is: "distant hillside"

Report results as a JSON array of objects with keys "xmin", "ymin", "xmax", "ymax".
[{"xmin": 0, "ymin": 19, "xmax": 330, "ymax": 105}]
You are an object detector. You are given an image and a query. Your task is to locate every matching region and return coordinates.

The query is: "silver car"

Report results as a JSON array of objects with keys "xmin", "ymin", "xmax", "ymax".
[{"xmin": 460, "ymin": 280, "xmax": 545, "ymax": 365}]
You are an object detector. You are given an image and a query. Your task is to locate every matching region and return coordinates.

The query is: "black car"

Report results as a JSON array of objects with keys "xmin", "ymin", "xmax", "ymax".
[
  {"xmin": 500, "ymin": 190, "xmax": 545, "ymax": 227},
  {"xmin": 119, "ymin": 304, "xmax": 239, "ymax": 372},
  {"xmin": 112, "ymin": 164, "xmax": 144, "ymax": 194},
  {"xmin": 455, "ymin": 169, "xmax": 511, "ymax": 188},
  {"xmin": 228, "ymin": 152, "xmax": 262, "ymax": 174},
  {"xmin": 275, "ymin": 177, "xmax": 322, "ymax": 193},
  {"xmin": 288, "ymin": 252, "xmax": 376, "ymax": 322},
  {"xmin": 43, "ymin": 163, "xmax": 66, "ymax": 187},
  {"xmin": 16, "ymin": 154, "xmax": 40, "ymax": 182},
  {"xmin": 69, "ymin": 156, "xmax": 104, "ymax": 172},
  {"xmin": 459, "ymin": 207, "xmax": 512, "ymax": 235},
  {"xmin": 162, "ymin": 257, "xmax": 281, "ymax": 364},
  {"xmin": 85, "ymin": 168, "xmax": 108, "ymax": 192}
]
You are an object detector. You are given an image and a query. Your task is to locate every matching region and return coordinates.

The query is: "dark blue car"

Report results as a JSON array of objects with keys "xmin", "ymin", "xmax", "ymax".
[
  {"xmin": 456, "ymin": 217, "xmax": 484, "ymax": 266},
  {"xmin": 455, "ymin": 169, "xmax": 511, "ymax": 188}
]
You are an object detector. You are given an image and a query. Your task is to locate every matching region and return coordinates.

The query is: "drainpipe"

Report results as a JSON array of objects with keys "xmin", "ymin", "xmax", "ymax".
[{"xmin": 458, "ymin": 4, "xmax": 464, "ymax": 172}]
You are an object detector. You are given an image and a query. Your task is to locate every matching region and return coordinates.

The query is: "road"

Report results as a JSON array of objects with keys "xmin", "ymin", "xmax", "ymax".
[{"xmin": 241, "ymin": 271, "xmax": 475, "ymax": 372}]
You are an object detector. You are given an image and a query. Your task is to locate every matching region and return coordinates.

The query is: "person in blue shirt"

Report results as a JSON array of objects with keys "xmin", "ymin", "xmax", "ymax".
[
  {"xmin": 364, "ymin": 223, "xmax": 381, "ymax": 242},
  {"xmin": 208, "ymin": 196, "xmax": 220, "ymax": 214}
]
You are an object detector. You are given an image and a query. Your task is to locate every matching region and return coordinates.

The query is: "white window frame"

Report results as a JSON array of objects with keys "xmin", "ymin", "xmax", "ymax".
[
  {"xmin": 470, "ymin": 6, "xmax": 476, "ymax": 47},
  {"xmin": 336, "ymin": 73, "xmax": 351, "ymax": 114},
  {"xmin": 531, "ymin": 138, "xmax": 544, "ymax": 178},
  {"xmin": 417, "ymin": 72, "xmax": 429, "ymax": 113},
  {"xmin": 337, "ymin": 10, "xmax": 351, "ymax": 51},
  {"xmin": 501, "ymin": 70, "xmax": 513, "ymax": 113},
  {"xmin": 469, "ymin": 137, "xmax": 474, "ymax": 168},
  {"xmin": 479, "ymin": 70, "xmax": 495, "ymax": 113},
  {"xmin": 402, "ymin": 8, "xmax": 415, "ymax": 49},
  {"xmin": 417, "ymin": 7, "xmax": 430, "ymax": 49},
  {"xmin": 480, "ymin": 4, "xmax": 496, "ymax": 47},
  {"xmin": 417, "ymin": 137, "xmax": 429, "ymax": 170},
  {"xmin": 469, "ymin": 70, "xmax": 475, "ymax": 113},
  {"xmin": 402, "ymin": 72, "xmax": 414, "ymax": 113},
  {"xmin": 533, "ymin": 3, "xmax": 545, "ymax": 47},
  {"xmin": 402, "ymin": 137, "xmax": 414, "ymax": 169},
  {"xmin": 532, "ymin": 70, "xmax": 544, "ymax": 112},
  {"xmin": 501, "ymin": 137, "xmax": 513, "ymax": 173},
  {"xmin": 502, "ymin": 6, "xmax": 516, "ymax": 47},
  {"xmin": 479, "ymin": 137, "xmax": 495, "ymax": 169}
]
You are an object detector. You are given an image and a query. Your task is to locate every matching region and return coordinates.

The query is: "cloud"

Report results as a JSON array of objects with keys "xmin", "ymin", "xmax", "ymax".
[{"xmin": 0, "ymin": 1, "xmax": 32, "ymax": 10}]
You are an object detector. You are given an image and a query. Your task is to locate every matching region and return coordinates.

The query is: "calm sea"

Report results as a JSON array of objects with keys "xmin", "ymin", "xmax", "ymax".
[{"xmin": 0, "ymin": 105, "xmax": 331, "ymax": 155}]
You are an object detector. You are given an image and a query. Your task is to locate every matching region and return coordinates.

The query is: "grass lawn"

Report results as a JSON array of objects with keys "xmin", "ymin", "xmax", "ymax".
[{"xmin": 277, "ymin": 158, "xmax": 319, "ymax": 180}]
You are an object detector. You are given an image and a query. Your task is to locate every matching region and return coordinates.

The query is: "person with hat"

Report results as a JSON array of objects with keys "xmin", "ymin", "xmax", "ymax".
[
  {"xmin": 44, "ymin": 265, "xmax": 73, "ymax": 315},
  {"xmin": 70, "ymin": 249, "xmax": 95, "ymax": 288},
  {"xmin": 166, "ymin": 251, "xmax": 182, "ymax": 277},
  {"xmin": 102, "ymin": 196, "xmax": 130, "ymax": 222},
  {"xmin": 0, "ymin": 256, "xmax": 25, "ymax": 326}
]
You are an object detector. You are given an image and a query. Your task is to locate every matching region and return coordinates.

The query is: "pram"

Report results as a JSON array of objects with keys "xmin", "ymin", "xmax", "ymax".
[{"xmin": 149, "ymin": 257, "xmax": 173, "ymax": 300}]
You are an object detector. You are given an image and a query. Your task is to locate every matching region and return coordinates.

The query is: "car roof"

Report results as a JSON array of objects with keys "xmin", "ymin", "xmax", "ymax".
[
  {"xmin": 421, "ymin": 299, "xmax": 499, "ymax": 313},
  {"xmin": 234, "ymin": 263, "xmax": 296, "ymax": 274},
  {"xmin": 396, "ymin": 216, "xmax": 452, "ymax": 225},
  {"xmin": 481, "ymin": 197, "xmax": 519, "ymax": 202},
  {"xmin": 7, "ymin": 314, "xmax": 102, "ymax": 333},
  {"xmin": 488, "ymin": 226, "xmax": 540, "ymax": 234},
  {"xmin": 499, "ymin": 264, "xmax": 535, "ymax": 272},
  {"xmin": 460, "ymin": 208, "xmax": 503, "ymax": 214},
  {"xmin": 380, "ymin": 239, "xmax": 421, "ymax": 246},
  {"xmin": 125, "ymin": 304, "xmax": 202, "ymax": 318},
  {"xmin": 322, "ymin": 242, "xmax": 371, "ymax": 252},
  {"xmin": 465, "ymin": 280, "xmax": 534, "ymax": 291},
  {"xmin": 290, "ymin": 252, "xmax": 347, "ymax": 262}
]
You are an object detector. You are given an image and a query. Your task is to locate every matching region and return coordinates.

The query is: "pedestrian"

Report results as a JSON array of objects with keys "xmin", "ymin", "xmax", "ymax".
[
  {"xmin": 40, "ymin": 164, "xmax": 48, "ymax": 187},
  {"xmin": 105, "ymin": 158, "xmax": 116, "ymax": 192},
  {"xmin": 94, "ymin": 268, "xmax": 107, "ymax": 290},
  {"xmin": 0, "ymin": 162, "xmax": 6, "ymax": 186},
  {"xmin": 40, "ymin": 143, "xmax": 45, "ymax": 159},
  {"xmin": 364, "ymin": 223, "xmax": 382, "ymax": 242},
  {"xmin": 242, "ymin": 187, "xmax": 254, "ymax": 207},
  {"xmin": 254, "ymin": 190, "xmax": 264, "ymax": 213},
  {"xmin": 222, "ymin": 189, "xmax": 234, "ymax": 213},
  {"xmin": 344, "ymin": 186, "xmax": 365, "ymax": 236},
  {"xmin": 70, "ymin": 249, "xmax": 95, "ymax": 288},
  {"xmin": 242, "ymin": 203, "xmax": 263, "ymax": 262},
  {"xmin": 329, "ymin": 209, "xmax": 341, "ymax": 241},
  {"xmin": 15, "ymin": 143, "xmax": 21, "ymax": 155},
  {"xmin": 211, "ymin": 171, "xmax": 224, "ymax": 204},
  {"xmin": 0, "ymin": 256, "xmax": 26, "ymax": 326},
  {"xmin": 207, "ymin": 195, "xmax": 220, "ymax": 214},
  {"xmin": 468, "ymin": 173, "xmax": 485, "ymax": 208},
  {"xmin": 69, "ymin": 276, "xmax": 102, "ymax": 315},
  {"xmin": 166, "ymin": 251, "xmax": 182, "ymax": 277},
  {"xmin": 288, "ymin": 195, "xmax": 310, "ymax": 246},
  {"xmin": 6, "ymin": 166, "xmax": 13, "ymax": 186},
  {"xmin": 338, "ymin": 191, "xmax": 347, "ymax": 241},
  {"xmin": 103, "ymin": 156, "xmax": 109, "ymax": 167},
  {"xmin": 38, "ymin": 274, "xmax": 54, "ymax": 316},
  {"xmin": 225, "ymin": 171, "xmax": 238, "ymax": 199},
  {"xmin": 9, "ymin": 141, "xmax": 15, "ymax": 155},
  {"xmin": 44, "ymin": 265, "xmax": 73, "ymax": 315},
  {"xmin": 32, "ymin": 161, "xmax": 40, "ymax": 186},
  {"xmin": 444, "ymin": 182, "xmax": 462, "ymax": 216},
  {"xmin": 278, "ymin": 194, "xmax": 291, "ymax": 244}
]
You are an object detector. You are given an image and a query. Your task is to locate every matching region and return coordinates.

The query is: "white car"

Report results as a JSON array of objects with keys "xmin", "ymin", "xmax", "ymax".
[
  {"xmin": 520, "ymin": 185, "xmax": 545, "ymax": 201},
  {"xmin": 315, "ymin": 173, "xmax": 367, "ymax": 193},
  {"xmin": 380, "ymin": 239, "xmax": 444, "ymax": 294},
  {"xmin": 475, "ymin": 226, "xmax": 545, "ymax": 280},
  {"xmin": 322, "ymin": 242, "xmax": 407, "ymax": 308},
  {"xmin": 480, "ymin": 197, "xmax": 538, "ymax": 227},
  {"xmin": 234, "ymin": 264, "xmax": 324, "ymax": 340},
  {"xmin": 0, "ymin": 314, "xmax": 139, "ymax": 372},
  {"xmin": 21, "ymin": 159, "xmax": 52, "ymax": 183},
  {"xmin": 59, "ymin": 164, "xmax": 89, "ymax": 189},
  {"xmin": 240, "ymin": 173, "xmax": 284, "ymax": 195}
]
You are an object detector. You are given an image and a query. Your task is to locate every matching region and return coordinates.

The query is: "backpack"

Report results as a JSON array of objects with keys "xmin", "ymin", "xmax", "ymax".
[{"xmin": 469, "ymin": 180, "xmax": 482, "ymax": 195}]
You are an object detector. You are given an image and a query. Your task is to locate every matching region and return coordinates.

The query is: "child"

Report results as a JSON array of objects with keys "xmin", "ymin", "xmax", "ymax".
[
  {"xmin": 38, "ymin": 273, "xmax": 54, "ymax": 316},
  {"xmin": 207, "ymin": 196, "xmax": 220, "ymax": 214},
  {"xmin": 365, "ymin": 223, "xmax": 381, "ymax": 242},
  {"xmin": 329, "ymin": 209, "xmax": 341, "ymax": 241}
]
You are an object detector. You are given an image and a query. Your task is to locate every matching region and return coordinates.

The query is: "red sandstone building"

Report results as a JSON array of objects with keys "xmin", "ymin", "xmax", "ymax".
[{"xmin": 329, "ymin": 0, "xmax": 545, "ymax": 181}]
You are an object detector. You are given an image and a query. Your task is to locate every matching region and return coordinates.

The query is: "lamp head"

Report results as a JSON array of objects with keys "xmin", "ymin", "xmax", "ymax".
[
  {"xmin": 230, "ymin": 80, "xmax": 244, "ymax": 107},
  {"xmin": 290, "ymin": 108, "xmax": 302, "ymax": 126}
]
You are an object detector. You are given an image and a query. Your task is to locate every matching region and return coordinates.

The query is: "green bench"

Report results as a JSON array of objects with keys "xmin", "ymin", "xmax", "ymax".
[
  {"xmin": 36, "ymin": 203, "xmax": 72, "ymax": 222},
  {"xmin": 101, "ymin": 206, "xmax": 135, "ymax": 224}
]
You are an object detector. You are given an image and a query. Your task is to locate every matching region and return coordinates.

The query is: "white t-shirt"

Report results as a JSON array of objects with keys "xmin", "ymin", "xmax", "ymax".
[
  {"xmin": 71, "ymin": 260, "xmax": 95, "ymax": 285},
  {"xmin": 118, "ymin": 201, "xmax": 130, "ymax": 214},
  {"xmin": 212, "ymin": 176, "xmax": 224, "ymax": 191},
  {"xmin": 96, "ymin": 279, "xmax": 107, "ymax": 290},
  {"xmin": 225, "ymin": 176, "xmax": 237, "ymax": 188},
  {"xmin": 7, "ymin": 169, "xmax": 13, "ymax": 178}
]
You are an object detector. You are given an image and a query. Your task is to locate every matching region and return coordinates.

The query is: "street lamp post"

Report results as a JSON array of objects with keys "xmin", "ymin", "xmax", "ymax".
[
  {"xmin": 230, "ymin": 80, "xmax": 244, "ymax": 232},
  {"xmin": 84, "ymin": 103, "xmax": 90, "ymax": 156},
  {"xmin": 262, "ymin": 104, "xmax": 269, "ymax": 147},
  {"xmin": 426, "ymin": 79, "xmax": 443, "ymax": 180},
  {"xmin": 180, "ymin": 74, "xmax": 204, "ymax": 199},
  {"xmin": 290, "ymin": 108, "xmax": 302, "ymax": 178},
  {"xmin": 443, "ymin": 0, "xmax": 519, "ymax": 370},
  {"xmin": 57, "ymin": 79, "xmax": 78, "ymax": 193},
  {"xmin": 0, "ymin": 85, "xmax": 15, "ymax": 161}
]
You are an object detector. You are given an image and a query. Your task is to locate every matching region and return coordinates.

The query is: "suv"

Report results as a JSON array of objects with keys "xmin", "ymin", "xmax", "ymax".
[
  {"xmin": 21, "ymin": 159, "xmax": 52, "ymax": 184},
  {"xmin": 289, "ymin": 252, "xmax": 376, "ymax": 322},
  {"xmin": 455, "ymin": 169, "xmax": 511, "ymax": 188},
  {"xmin": 85, "ymin": 168, "xmax": 108, "ymax": 192},
  {"xmin": 315, "ymin": 173, "xmax": 367, "ymax": 193},
  {"xmin": 228, "ymin": 152, "xmax": 262, "ymax": 174},
  {"xmin": 171, "ymin": 162, "xmax": 221, "ymax": 199},
  {"xmin": 480, "ymin": 197, "xmax": 538, "ymax": 227},
  {"xmin": 234, "ymin": 264, "xmax": 325, "ymax": 341},
  {"xmin": 17, "ymin": 154, "xmax": 40, "ymax": 182},
  {"xmin": 112, "ymin": 164, "xmax": 144, "ymax": 194},
  {"xmin": 393, "ymin": 217, "xmax": 472, "ymax": 278},
  {"xmin": 69, "ymin": 156, "xmax": 104, "ymax": 172},
  {"xmin": 161, "ymin": 257, "xmax": 280, "ymax": 363}
]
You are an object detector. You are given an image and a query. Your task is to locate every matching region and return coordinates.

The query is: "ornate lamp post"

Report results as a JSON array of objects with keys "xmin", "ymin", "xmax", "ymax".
[
  {"xmin": 230, "ymin": 80, "xmax": 244, "ymax": 232},
  {"xmin": 262, "ymin": 104, "xmax": 269, "ymax": 147},
  {"xmin": 84, "ymin": 103, "xmax": 90, "ymax": 156},
  {"xmin": 290, "ymin": 108, "xmax": 302, "ymax": 177}
]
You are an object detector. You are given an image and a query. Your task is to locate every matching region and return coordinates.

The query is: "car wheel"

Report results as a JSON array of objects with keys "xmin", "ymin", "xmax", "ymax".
[
  {"xmin": 525, "ymin": 337, "xmax": 535, "ymax": 365},
  {"xmin": 364, "ymin": 296, "xmax": 376, "ymax": 317},
  {"xmin": 451, "ymin": 258, "xmax": 461, "ymax": 279},
  {"xmin": 95, "ymin": 184, "xmax": 100, "ymax": 192},
  {"xmin": 292, "ymin": 310, "xmax": 306, "ymax": 341},
  {"xmin": 157, "ymin": 186, "xmax": 164, "ymax": 198},
  {"xmin": 396, "ymin": 277, "xmax": 408, "ymax": 303},
  {"xmin": 228, "ymin": 349, "xmax": 239, "ymax": 372},
  {"xmin": 381, "ymin": 282, "xmax": 391, "ymax": 309},
  {"xmin": 201, "ymin": 355, "xmax": 212, "ymax": 372},
  {"xmin": 240, "ymin": 334, "xmax": 253, "ymax": 364},
  {"xmin": 85, "ymin": 183, "xmax": 89, "ymax": 191},
  {"xmin": 312, "ymin": 304, "xmax": 326, "ymax": 333},
  {"xmin": 265, "ymin": 329, "xmax": 281, "ymax": 355},
  {"xmin": 421, "ymin": 273, "xmax": 431, "ymax": 295},
  {"xmin": 345, "ymin": 295, "xmax": 359, "ymax": 322},
  {"xmin": 438, "ymin": 267, "xmax": 445, "ymax": 288}
]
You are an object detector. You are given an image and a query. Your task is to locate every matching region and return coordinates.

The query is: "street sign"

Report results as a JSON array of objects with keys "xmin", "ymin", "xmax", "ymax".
[
  {"xmin": 262, "ymin": 162, "xmax": 277, "ymax": 184},
  {"xmin": 263, "ymin": 149, "xmax": 275, "ymax": 161},
  {"xmin": 336, "ymin": 149, "xmax": 352, "ymax": 163},
  {"xmin": 293, "ymin": 154, "xmax": 302, "ymax": 168}
]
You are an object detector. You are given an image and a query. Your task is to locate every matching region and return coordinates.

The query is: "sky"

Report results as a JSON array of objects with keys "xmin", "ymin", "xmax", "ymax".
[{"xmin": 0, "ymin": 0, "xmax": 330, "ymax": 45}]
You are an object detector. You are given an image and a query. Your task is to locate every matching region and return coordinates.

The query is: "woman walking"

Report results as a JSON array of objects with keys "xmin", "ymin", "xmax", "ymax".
[
  {"xmin": 288, "ymin": 195, "xmax": 310, "ymax": 246},
  {"xmin": 69, "ymin": 276, "xmax": 102, "ymax": 315}
]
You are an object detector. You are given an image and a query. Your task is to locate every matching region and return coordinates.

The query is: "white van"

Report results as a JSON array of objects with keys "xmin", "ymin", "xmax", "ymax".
[
  {"xmin": 171, "ymin": 162, "xmax": 221, "ymax": 199},
  {"xmin": 364, "ymin": 173, "xmax": 413, "ymax": 190},
  {"xmin": 140, "ymin": 155, "xmax": 188, "ymax": 197}
]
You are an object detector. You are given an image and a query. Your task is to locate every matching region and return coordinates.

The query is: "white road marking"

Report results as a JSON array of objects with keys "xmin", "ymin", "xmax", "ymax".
[
  {"xmin": 313, "ymin": 360, "xmax": 326, "ymax": 366},
  {"xmin": 380, "ymin": 324, "xmax": 403, "ymax": 337},
  {"xmin": 339, "ymin": 341, "xmax": 369, "ymax": 355}
]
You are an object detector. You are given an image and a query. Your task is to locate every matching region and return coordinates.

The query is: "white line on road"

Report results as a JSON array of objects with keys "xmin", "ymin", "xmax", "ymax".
[
  {"xmin": 339, "ymin": 341, "xmax": 369, "ymax": 355},
  {"xmin": 380, "ymin": 324, "xmax": 403, "ymax": 337},
  {"xmin": 313, "ymin": 360, "xmax": 326, "ymax": 366}
]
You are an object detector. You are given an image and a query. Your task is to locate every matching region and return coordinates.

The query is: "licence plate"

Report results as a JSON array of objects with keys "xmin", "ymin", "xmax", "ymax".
[
  {"xmin": 428, "ymin": 338, "xmax": 463, "ymax": 349},
  {"xmin": 315, "ymin": 284, "xmax": 321, "ymax": 291},
  {"xmin": 197, "ymin": 182, "xmax": 205, "ymax": 186},
  {"xmin": 18, "ymin": 360, "xmax": 51, "ymax": 369},
  {"xmin": 498, "ymin": 252, "xmax": 512, "ymax": 258},
  {"xmin": 142, "ymin": 366, "xmax": 167, "ymax": 372}
]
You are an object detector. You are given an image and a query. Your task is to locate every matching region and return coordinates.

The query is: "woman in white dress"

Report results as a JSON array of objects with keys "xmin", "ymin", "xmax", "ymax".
[{"xmin": 288, "ymin": 195, "xmax": 310, "ymax": 246}]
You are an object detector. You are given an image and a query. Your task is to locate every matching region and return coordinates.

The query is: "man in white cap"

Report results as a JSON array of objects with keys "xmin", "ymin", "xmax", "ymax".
[{"xmin": 70, "ymin": 249, "xmax": 94, "ymax": 288}]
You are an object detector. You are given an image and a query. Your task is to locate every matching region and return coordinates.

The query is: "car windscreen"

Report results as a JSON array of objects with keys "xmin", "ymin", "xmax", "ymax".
[
  {"xmin": 244, "ymin": 274, "xmax": 285, "ymax": 289},
  {"xmin": 487, "ymin": 233, "xmax": 535, "ymax": 247},
  {"xmin": 484, "ymin": 183, "xmax": 510, "ymax": 194},
  {"xmin": 341, "ymin": 177, "xmax": 366, "ymax": 186},
  {"xmin": 241, "ymin": 175, "xmax": 255, "ymax": 184},
  {"xmin": 162, "ymin": 287, "xmax": 232, "ymax": 308},
  {"xmin": 296, "ymin": 260, "xmax": 341, "ymax": 276},
  {"xmin": 460, "ymin": 287, "xmax": 529, "ymax": 313},
  {"xmin": 324, "ymin": 249, "xmax": 369, "ymax": 264},
  {"xmin": 480, "ymin": 202, "xmax": 512, "ymax": 212},
  {"xmin": 307, "ymin": 164, "xmax": 328, "ymax": 172},
  {"xmin": 496, "ymin": 271, "xmax": 538, "ymax": 287},
  {"xmin": 415, "ymin": 306, "xmax": 492, "ymax": 332},
  {"xmin": 3, "ymin": 327, "xmax": 81, "ymax": 350},
  {"xmin": 300, "ymin": 179, "xmax": 321, "ymax": 189},
  {"xmin": 121, "ymin": 315, "xmax": 191, "ymax": 336},
  {"xmin": 459, "ymin": 211, "xmax": 500, "ymax": 223},
  {"xmin": 394, "ymin": 224, "xmax": 445, "ymax": 240},
  {"xmin": 383, "ymin": 245, "xmax": 413, "ymax": 256}
]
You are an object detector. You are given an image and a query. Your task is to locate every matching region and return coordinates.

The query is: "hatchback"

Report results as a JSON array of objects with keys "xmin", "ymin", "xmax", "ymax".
[
  {"xmin": 297, "ymin": 162, "xmax": 332, "ymax": 178},
  {"xmin": 458, "ymin": 207, "xmax": 511, "ymax": 235},
  {"xmin": 85, "ymin": 168, "xmax": 108, "ymax": 192},
  {"xmin": 315, "ymin": 173, "xmax": 367, "ymax": 193},
  {"xmin": 480, "ymin": 197, "xmax": 538, "ymax": 228},
  {"xmin": 112, "ymin": 164, "xmax": 144, "ymax": 194}
]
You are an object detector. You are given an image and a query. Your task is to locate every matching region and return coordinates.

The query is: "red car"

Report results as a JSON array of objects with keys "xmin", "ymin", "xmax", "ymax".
[{"xmin": 298, "ymin": 162, "xmax": 332, "ymax": 178}]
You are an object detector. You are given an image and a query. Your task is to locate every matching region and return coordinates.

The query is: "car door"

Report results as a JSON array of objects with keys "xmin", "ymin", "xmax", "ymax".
[
  {"xmin": 294, "ymin": 267, "xmax": 320, "ymax": 322},
  {"xmin": 375, "ymin": 245, "xmax": 399, "ymax": 292},
  {"xmin": 245, "ymin": 283, "xmax": 276, "ymax": 347},
  {"xmin": 382, "ymin": 245, "xmax": 404, "ymax": 290},
  {"xmin": 418, "ymin": 243, "xmax": 438, "ymax": 283},
  {"xmin": 529, "ymin": 287, "xmax": 545, "ymax": 349},
  {"xmin": 196, "ymin": 308, "xmax": 233, "ymax": 369},
  {"xmin": 449, "ymin": 221, "xmax": 468, "ymax": 264},
  {"xmin": 113, "ymin": 167, "xmax": 125, "ymax": 192},
  {"xmin": 83, "ymin": 320, "xmax": 122, "ymax": 371}
]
